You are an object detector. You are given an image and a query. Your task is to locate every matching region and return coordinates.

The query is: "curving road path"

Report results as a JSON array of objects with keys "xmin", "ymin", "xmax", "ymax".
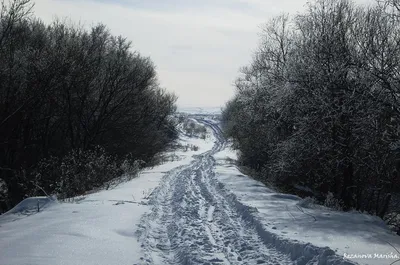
[{"xmin": 136, "ymin": 119, "xmax": 293, "ymax": 265}]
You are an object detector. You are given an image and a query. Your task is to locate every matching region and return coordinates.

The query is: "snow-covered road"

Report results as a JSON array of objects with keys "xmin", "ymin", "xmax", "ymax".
[
  {"xmin": 2, "ymin": 115, "xmax": 400, "ymax": 265},
  {"xmin": 136, "ymin": 119, "xmax": 293, "ymax": 264}
]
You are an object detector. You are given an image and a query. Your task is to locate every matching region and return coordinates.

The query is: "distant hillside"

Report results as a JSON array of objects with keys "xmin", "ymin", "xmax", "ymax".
[{"xmin": 178, "ymin": 107, "xmax": 222, "ymax": 115}]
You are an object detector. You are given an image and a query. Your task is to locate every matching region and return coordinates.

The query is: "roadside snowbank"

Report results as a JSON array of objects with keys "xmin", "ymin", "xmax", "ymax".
[
  {"xmin": 0, "ymin": 196, "xmax": 58, "ymax": 223},
  {"xmin": 214, "ymin": 146, "xmax": 400, "ymax": 265},
  {"xmin": 0, "ymin": 134, "xmax": 208, "ymax": 265}
]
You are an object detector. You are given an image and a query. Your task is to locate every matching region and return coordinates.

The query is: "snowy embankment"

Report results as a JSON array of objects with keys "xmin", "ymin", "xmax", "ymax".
[
  {"xmin": 214, "ymin": 146, "xmax": 400, "ymax": 265},
  {"xmin": 0, "ymin": 132, "xmax": 213, "ymax": 265}
]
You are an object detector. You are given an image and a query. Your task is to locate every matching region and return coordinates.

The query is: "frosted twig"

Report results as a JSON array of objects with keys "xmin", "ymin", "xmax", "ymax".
[
  {"xmin": 286, "ymin": 205, "xmax": 296, "ymax": 221},
  {"xmin": 375, "ymin": 236, "xmax": 400, "ymax": 265},
  {"xmin": 296, "ymin": 205, "xmax": 317, "ymax": 222}
]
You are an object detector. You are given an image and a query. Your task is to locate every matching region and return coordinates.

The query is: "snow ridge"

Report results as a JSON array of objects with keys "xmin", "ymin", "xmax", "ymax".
[{"xmin": 223, "ymin": 190, "xmax": 357, "ymax": 265}]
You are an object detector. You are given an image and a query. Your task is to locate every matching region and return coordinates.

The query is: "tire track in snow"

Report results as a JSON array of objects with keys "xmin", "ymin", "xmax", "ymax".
[{"xmin": 135, "ymin": 119, "xmax": 293, "ymax": 265}]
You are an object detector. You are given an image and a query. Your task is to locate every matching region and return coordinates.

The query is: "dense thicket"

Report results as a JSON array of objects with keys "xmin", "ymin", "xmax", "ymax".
[
  {"xmin": 223, "ymin": 0, "xmax": 400, "ymax": 219},
  {"xmin": 0, "ymin": 0, "xmax": 177, "ymax": 211}
]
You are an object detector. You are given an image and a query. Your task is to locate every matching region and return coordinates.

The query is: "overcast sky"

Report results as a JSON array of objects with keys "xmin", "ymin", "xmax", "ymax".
[{"xmin": 34, "ymin": 0, "xmax": 374, "ymax": 108}]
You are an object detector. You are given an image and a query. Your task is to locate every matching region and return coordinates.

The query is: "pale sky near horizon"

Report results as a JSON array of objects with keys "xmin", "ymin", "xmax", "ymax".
[{"xmin": 34, "ymin": 0, "xmax": 374, "ymax": 108}]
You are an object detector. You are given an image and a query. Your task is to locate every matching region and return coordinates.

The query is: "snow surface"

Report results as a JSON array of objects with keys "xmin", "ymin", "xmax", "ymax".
[
  {"xmin": 0, "ymin": 132, "xmax": 212, "ymax": 265},
  {"xmin": 214, "ymin": 143, "xmax": 400, "ymax": 265},
  {"xmin": 1, "ymin": 114, "xmax": 400, "ymax": 265}
]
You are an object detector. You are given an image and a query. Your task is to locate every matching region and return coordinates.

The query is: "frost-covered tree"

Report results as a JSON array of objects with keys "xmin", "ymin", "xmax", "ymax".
[
  {"xmin": 223, "ymin": 0, "xmax": 400, "ymax": 217},
  {"xmin": 0, "ymin": 0, "xmax": 178, "ymax": 211}
]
